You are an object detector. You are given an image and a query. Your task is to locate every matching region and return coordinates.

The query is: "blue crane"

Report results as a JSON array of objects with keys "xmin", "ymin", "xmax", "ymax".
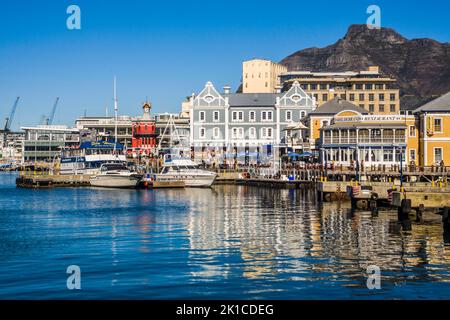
[
  {"xmin": 46, "ymin": 97, "xmax": 60, "ymax": 125},
  {"xmin": 3, "ymin": 97, "xmax": 20, "ymax": 146}
]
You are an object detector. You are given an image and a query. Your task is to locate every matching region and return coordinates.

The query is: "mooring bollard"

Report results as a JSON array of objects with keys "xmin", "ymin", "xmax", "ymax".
[
  {"xmin": 416, "ymin": 204, "xmax": 424, "ymax": 223},
  {"xmin": 397, "ymin": 198, "xmax": 412, "ymax": 231}
]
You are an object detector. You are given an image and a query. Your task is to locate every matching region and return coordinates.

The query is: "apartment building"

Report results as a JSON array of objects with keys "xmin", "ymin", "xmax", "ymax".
[{"xmin": 242, "ymin": 59, "xmax": 287, "ymax": 93}]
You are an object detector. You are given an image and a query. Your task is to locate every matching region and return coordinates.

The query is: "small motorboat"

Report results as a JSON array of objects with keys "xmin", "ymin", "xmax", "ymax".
[
  {"xmin": 155, "ymin": 158, "xmax": 217, "ymax": 187},
  {"xmin": 90, "ymin": 163, "xmax": 142, "ymax": 188}
]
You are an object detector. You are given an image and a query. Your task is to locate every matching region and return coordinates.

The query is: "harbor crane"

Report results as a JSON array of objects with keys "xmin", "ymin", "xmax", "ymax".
[
  {"xmin": 2, "ymin": 97, "xmax": 20, "ymax": 147},
  {"xmin": 46, "ymin": 97, "xmax": 60, "ymax": 125}
]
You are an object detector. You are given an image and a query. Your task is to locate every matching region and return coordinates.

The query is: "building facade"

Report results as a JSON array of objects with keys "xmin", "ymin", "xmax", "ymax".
[
  {"xmin": 22, "ymin": 125, "xmax": 80, "ymax": 162},
  {"xmin": 307, "ymin": 97, "xmax": 369, "ymax": 153},
  {"xmin": 190, "ymin": 81, "xmax": 315, "ymax": 163},
  {"xmin": 131, "ymin": 102, "xmax": 157, "ymax": 157},
  {"xmin": 320, "ymin": 112, "xmax": 413, "ymax": 168},
  {"xmin": 75, "ymin": 116, "xmax": 133, "ymax": 147},
  {"xmin": 280, "ymin": 66, "xmax": 400, "ymax": 115},
  {"xmin": 414, "ymin": 91, "xmax": 450, "ymax": 166},
  {"xmin": 242, "ymin": 59, "xmax": 287, "ymax": 93}
]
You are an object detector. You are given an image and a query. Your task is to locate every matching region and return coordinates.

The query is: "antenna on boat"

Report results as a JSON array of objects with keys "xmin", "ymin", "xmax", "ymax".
[{"xmin": 113, "ymin": 76, "xmax": 118, "ymax": 154}]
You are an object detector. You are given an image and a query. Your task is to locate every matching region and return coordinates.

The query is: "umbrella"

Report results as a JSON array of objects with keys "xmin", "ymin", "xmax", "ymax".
[
  {"xmin": 288, "ymin": 152, "xmax": 302, "ymax": 158},
  {"xmin": 299, "ymin": 152, "xmax": 313, "ymax": 158}
]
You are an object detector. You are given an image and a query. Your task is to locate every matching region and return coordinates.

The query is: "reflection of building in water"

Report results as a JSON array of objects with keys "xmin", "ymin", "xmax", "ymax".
[
  {"xmin": 183, "ymin": 186, "xmax": 450, "ymax": 283},
  {"xmin": 185, "ymin": 186, "xmax": 323, "ymax": 279}
]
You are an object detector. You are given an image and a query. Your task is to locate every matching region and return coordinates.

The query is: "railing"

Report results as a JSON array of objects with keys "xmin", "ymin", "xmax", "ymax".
[{"xmin": 323, "ymin": 136, "xmax": 406, "ymax": 145}]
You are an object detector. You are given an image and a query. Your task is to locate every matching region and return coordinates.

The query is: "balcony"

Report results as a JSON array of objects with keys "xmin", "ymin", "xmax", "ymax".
[{"xmin": 323, "ymin": 135, "xmax": 405, "ymax": 145}]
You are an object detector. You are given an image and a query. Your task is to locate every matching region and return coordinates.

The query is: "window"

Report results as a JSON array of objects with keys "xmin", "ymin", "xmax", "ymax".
[
  {"xmin": 434, "ymin": 147, "xmax": 443, "ymax": 163},
  {"xmin": 249, "ymin": 127, "xmax": 256, "ymax": 139},
  {"xmin": 231, "ymin": 127, "xmax": 244, "ymax": 139},
  {"xmin": 232, "ymin": 111, "xmax": 243, "ymax": 122},
  {"xmin": 355, "ymin": 84, "xmax": 363, "ymax": 90},
  {"xmin": 410, "ymin": 149, "xmax": 416, "ymax": 162},
  {"xmin": 383, "ymin": 149, "xmax": 394, "ymax": 162},
  {"xmin": 323, "ymin": 94, "xmax": 328, "ymax": 101},
  {"xmin": 359, "ymin": 93, "xmax": 365, "ymax": 101},
  {"xmin": 322, "ymin": 120, "xmax": 329, "ymax": 127},
  {"xmin": 375, "ymin": 84, "xmax": 384, "ymax": 90},
  {"xmin": 409, "ymin": 125, "xmax": 416, "ymax": 137},
  {"xmin": 199, "ymin": 111, "xmax": 205, "ymax": 122},
  {"xmin": 434, "ymin": 118, "xmax": 442, "ymax": 132},
  {"xmin": 320, "ymin": 84, "xmax": 327, "ymax": 90},
  {"xmin": 265, "ymin": 82, "xmax": 268, "ymax": 87},
  {"xmin": 390, "ymin": 104, "xmax": 396, "ymax": 112},
  {"xmin": 390, "ymin": 93, "xmax": 396, "ymax": 101},
  {"xmin": 213, "ymin": 127, "xmax": 220, "ymax": 139},
  {"xmin": 311, "ymin": 84, "xmax": 317, "ymax": 90},
  {"xmin": 349, "ymin": 94, "xmax": 355, "ymax": 101},
  {"xmin": 379, "ymin": 93, "xmax": 385, "ymax": 101},
  {"xmin": 249, "ymin": 111, "xmax": 256, "ymax": 122},
  {"xmin": 366, "ymin": 84, "xmax": 373, "ymax": 90},
  {"xmin": 286, "ymin": 110, "xmax": 292, "ymax": 121},
  {"xmin": 369, "ymin": 104, "xmax": 375, "ymax": 113},
  {"xmin": 261, "ymin": 111, "xmax": 273, "ymax": 122},
  {"xmin": 300, "ymin": 111, "xmax": 306, "ymax": 119},
  {"xmin": 213, "ymin": 111, "xmax": 220, "ymax": 122},
  {"xmin": 340, "ymin": 94, "xmax": 346, "ymax": 99},
  {"xmin": 199, "ymin": 127, "xmax": 205, "ymax": 139},
  {"xmin": 261, "ymin": 127, "xmax": 273, "ymax": 139},
  {"xmin": 379, "ymin": 104, "xmax": 385, "ymax": 112},
  {"xmin": 369, "ymin": 94, "xmax": 375, "ymax": 101}
]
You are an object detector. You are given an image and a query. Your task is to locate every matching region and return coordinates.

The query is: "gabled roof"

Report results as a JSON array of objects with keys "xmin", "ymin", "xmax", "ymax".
[
  {"xmin": 309, "ymin": 97, "xmax": 368, "ymax": 115},
  {"xmin": 225, "ymin": 93, "xmax": 279, "ymax": 107},
  {"xmin": 414, "ymin": 92, "xmax": 450, "ymax": 113}
]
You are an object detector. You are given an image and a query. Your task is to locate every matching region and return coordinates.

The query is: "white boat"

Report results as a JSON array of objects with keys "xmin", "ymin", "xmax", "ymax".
[
  {"xmin": 90, "ymin": 163, "xmax": 142, "ymax": 188},
  {"xmin": 155, "ymin": 158, "xmax": 217, "ymax": 187}
]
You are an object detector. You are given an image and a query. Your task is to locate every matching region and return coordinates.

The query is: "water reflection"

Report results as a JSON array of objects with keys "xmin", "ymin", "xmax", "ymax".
[
  {"xmin": 1, "ymin": 172, "xmax": 450, "ymax": 299},
  {"xmin": 183, "ymin": 186, "xmax": 450, "ymax": 287}
]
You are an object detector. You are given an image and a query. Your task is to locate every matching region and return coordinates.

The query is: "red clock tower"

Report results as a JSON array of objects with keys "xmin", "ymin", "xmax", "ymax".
[{"xmin": 131, "ymin": 102, "xmax": 157, "ymax": 157}]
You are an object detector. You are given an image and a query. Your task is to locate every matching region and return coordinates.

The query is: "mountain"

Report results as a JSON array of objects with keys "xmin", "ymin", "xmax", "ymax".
[{"xmin": 280, "ymin": 24, "xmax": 450, "ymax": 110}]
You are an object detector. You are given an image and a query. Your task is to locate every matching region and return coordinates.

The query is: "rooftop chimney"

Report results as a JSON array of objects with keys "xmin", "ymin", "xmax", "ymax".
[{"xmin": 223, "ymin": 85, "xmax": 231, "ymax": 94}]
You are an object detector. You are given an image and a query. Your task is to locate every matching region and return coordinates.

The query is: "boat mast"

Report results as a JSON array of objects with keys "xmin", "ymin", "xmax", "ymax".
[{"xmin": 113, "ymin": 76, "xmax": 118, "ymax": 154}]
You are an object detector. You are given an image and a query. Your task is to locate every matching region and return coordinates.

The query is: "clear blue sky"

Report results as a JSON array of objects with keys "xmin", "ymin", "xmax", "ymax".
[{"xmin": 1, "ymin": 0, "xmax": 449, "ymax": 130}]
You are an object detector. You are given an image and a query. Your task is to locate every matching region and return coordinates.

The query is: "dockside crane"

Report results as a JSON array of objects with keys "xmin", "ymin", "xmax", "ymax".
[
  {"xmin": 46, "ymin": 97, "xmax": 60, "ymax": 125},
  {"xmin": 3, "ymin": 97, "xmax": 20, "ymax": 147}
]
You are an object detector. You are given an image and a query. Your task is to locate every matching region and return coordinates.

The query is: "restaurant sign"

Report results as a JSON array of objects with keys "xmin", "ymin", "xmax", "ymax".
[{"xmin": 335, "ymin": 115, "xmax": 406, "ymax": 123}]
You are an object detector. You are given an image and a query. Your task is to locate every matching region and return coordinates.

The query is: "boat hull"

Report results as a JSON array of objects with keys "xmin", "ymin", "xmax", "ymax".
[
  {"xmin": 154, "ymin": 173, "xmax": 216, "ymax": 187},
  {"xmin": 90, "ymin": 174, "xmax": 141, "ymax": 188}
]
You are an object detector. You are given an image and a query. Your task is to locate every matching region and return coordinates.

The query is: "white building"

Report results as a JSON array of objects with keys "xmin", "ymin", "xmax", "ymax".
[{"xmin": 189, "ymin": 81, "xmax": 315, "ymax": 163}]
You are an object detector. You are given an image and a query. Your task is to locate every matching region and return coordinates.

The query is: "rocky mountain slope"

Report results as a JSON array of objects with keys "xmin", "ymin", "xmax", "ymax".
[{"xmin": 280, "ymin": 24, "xmax": 450, "ymax": 109}]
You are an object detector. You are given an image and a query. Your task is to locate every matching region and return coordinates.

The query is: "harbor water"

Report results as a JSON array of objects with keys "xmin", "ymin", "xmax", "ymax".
[{"xmin": 0, "ymin": 172, "xmax": 449, "ymax": 299}]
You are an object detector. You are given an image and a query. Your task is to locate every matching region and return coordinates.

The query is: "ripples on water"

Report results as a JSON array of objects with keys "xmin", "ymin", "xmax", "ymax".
[{"xmin": 0, "ymin": 172, "xmax": 449, "ymax": 299}]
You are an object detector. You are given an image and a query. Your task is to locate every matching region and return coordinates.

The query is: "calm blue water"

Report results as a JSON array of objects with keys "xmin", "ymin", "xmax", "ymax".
[{"xmin": 0, "ymin": 172, "xmax": 449, "ymax": 299}]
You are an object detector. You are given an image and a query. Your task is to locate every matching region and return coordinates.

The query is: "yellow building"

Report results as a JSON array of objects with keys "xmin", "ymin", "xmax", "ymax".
[
  {"xmin": 242, "ymin": 59, "xmax": 287, "ymax": 93},
  {"xmin": 307, "ymin": 97, "xmax": 368, "ymax": 151},
  {"xmin": 415, "ymin": 92, "xmax": 450, "ymax": 166},
  {"xmin": 319, "ymin": 111, "xmax": 416, "ymax": 168},
  {"xmin": 280, "ymin": 66, "xmax": 400, "ymax": 115}
]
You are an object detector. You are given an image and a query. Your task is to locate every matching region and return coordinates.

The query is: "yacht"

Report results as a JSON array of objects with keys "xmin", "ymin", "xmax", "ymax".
[
  {"xmin": 155, "ymin": 158, "xmax": 217, "ymax": 187},
  {"xmin": 90, "ymin": 163, "xmax": 142, "ymax": 188}
]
